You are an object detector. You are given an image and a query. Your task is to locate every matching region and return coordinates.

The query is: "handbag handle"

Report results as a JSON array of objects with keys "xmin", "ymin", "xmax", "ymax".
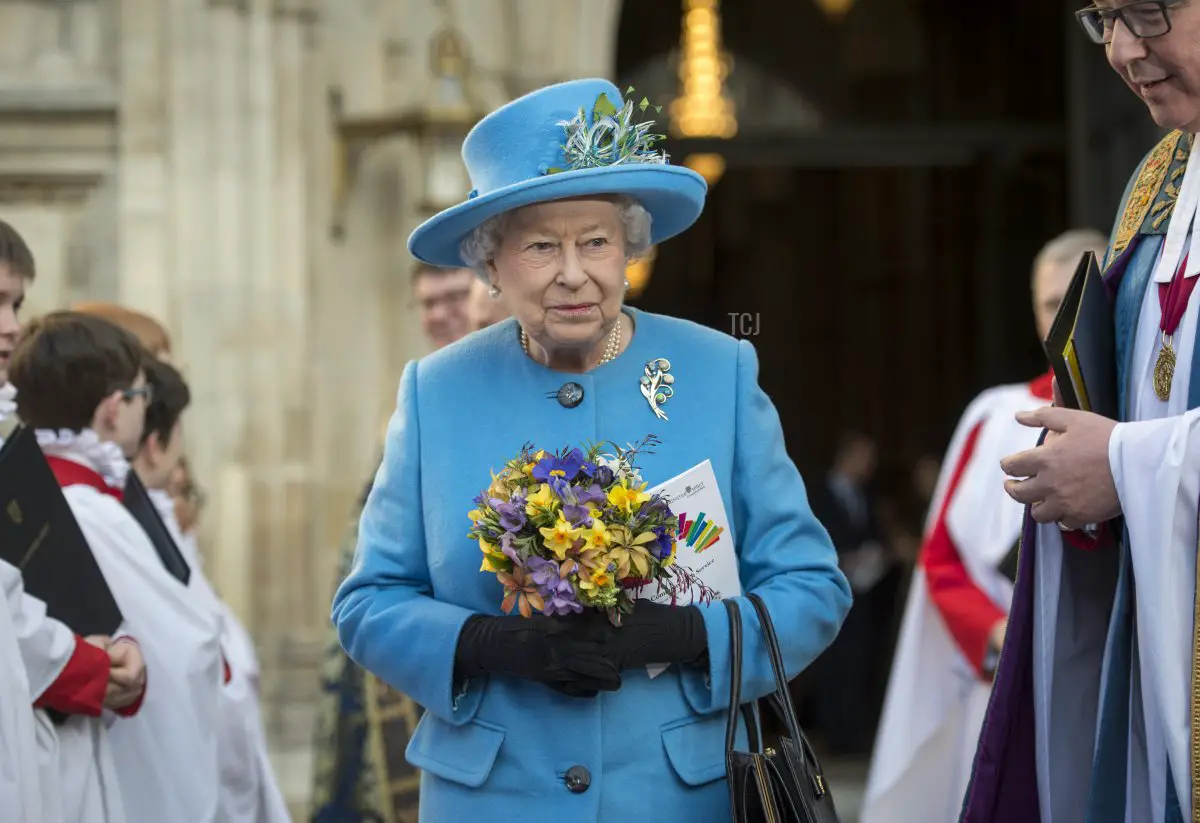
[
  {"xmin": 746, "ymin": 592, "xmax": 805, "ymax": 745},
  {"xmin": 723, "ymin": 598, "xmax": 761, "ymax": 753}
]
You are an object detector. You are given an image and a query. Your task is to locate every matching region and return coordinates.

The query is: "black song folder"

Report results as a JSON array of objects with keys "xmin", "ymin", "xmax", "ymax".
[
  {"xmin": 122, "ymin": 471, "xmax": 191, "ymax": 585},
  {"xmin": 1043, "ymin": 250, "xmax": 1119, "ymax": 420},
  {"xmin": 0, "ymin": 425, "xmax": 123, "ymax": 637}
]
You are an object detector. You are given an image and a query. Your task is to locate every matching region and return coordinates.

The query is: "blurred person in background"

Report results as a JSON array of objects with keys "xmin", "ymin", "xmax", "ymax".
[
  {"xmin": 808, "ymin": 430, "xmax": 897, "ymax": 756},
  {"xmin": 311, "ymin": 262, "xmax": 504, "ymax": 823},
  {"xmin": 411, "ymin": 263, "xmax": 474, "ymax": 350},
  {"xmin": 71, "ymin": 301, "xmax": 286, "ymax": 822}
]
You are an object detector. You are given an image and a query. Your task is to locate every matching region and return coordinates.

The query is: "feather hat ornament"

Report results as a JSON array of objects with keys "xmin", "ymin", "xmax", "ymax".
[{"xmin": 408, "ymin": 79, "xmax": 706, "ymax": 268}]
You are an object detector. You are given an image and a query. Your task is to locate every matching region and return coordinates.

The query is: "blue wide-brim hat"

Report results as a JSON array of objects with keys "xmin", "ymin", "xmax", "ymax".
[{"xmin": 407, "ymin": 78, "xmax": 708, "ymax": 268}]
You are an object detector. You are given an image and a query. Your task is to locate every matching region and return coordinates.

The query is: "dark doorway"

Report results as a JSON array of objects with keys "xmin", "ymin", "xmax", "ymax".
[
  {"xmin": 615, "ymin": 0, "xmax": 1155, "ymax": 760},
  {"xmin": 616, "ymin": 0, "xmax": 1146, "ymax": 483}
]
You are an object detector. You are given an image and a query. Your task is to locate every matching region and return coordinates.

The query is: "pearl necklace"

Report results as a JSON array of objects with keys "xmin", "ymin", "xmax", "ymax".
[{"xmin": 521, "ymin": 315, "xmax": 623, "ymax": 368}]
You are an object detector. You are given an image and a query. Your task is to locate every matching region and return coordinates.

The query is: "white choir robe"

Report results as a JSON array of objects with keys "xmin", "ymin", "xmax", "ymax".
[
  {"xmin": 0, "ymin": 559, "xmax": 69, "ymax": 823},
  {"xmin": 862, "ymin": 379, "xmax": 1049, "ymax": 823},
  {"xmin": 3, "ymin": 408, "xmax": 123, "ymax": 823},
  {"xmin": 7, "ymin": 554, "xmax": 133, "ymax": 823},
  {"xmin": 55, "ymin": 453, "xmax": 225, "ymax": 823},
  {"xmin": 149, "ymin": 488, "xmax": 292, "ymax": 822}
]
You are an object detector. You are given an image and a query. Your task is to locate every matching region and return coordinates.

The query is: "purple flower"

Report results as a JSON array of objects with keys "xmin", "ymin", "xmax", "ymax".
[
  {"xmin": 578, "ymin": 460, "xmax": 597, "ymax": 478},
  {"xmin": 494, "ymin": 500, "xmax": 526, "ymax": 532},
  {"xmin": 526, "ymin": 556, "xmax": 562, "ymax": 591},
  {"xmin": 472, "ymin": 492, "xmax": 488, "ymax": 508},
  {"xmin": 562, "ymin": 503, "xmax": 592, "ymax": 527},
  {"xmin": 575, "ymin": 484, "xmax": 606, "ymax": 506},
  {"xmin": 532, "ymin": 449, "xmax": 585, "ymax": 484},
  {"xmin": 500, "ymin": 532, "xmax": 519, "ymax": 558},
  {"xmin": 524, "ymin": 556, "xmax": 583, "ymax": 616},
  {"xmin": 544, "ymin": 588, "xmax": 583, "ymax": 616},
  {"xmin": 593, "ymin": 465, "xmax": 614, "ymax": 488},
  {"xmin": 548, "ymin": 475, "xmax": 574, "ymax": 503}
]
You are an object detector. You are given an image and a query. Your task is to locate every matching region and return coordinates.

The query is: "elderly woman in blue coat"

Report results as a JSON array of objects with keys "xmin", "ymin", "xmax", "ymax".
[{"xmin": 332, "ymin": 78, "xmax": 851, "ymax": 822}]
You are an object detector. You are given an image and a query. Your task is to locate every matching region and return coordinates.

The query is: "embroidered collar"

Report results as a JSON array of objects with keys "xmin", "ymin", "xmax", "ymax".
[
  {"xmin": 0, "ymin": 383, "xmax": 14, "ymax": 425},
  {"xmin": 35, "ymin": 428, "xmax": 130, "ymax": 492},
  {"xmin": 1029, "ymin": 370, "xmax": 1054, "ymax": 402}
]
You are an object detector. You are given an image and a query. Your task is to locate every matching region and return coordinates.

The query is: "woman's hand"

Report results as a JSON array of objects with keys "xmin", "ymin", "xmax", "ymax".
[
  {"xmin": 601, "ymin": 602, "xmax": 708, "ymax": 671},
  {"xmin": 455, "ymin": 613, "xmax": 622, "ymax": 697}
]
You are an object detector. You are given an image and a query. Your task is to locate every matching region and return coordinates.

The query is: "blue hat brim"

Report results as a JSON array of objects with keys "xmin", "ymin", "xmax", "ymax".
[{"xmin": 407, "ymin": 164, "xmax": 707, "ymax": 268}]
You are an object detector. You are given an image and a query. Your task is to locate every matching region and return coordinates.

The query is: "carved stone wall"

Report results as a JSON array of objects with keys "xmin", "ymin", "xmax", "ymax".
[{"xmin": 0, "ymin": 0, "xmax": 627, "ymax": 811}]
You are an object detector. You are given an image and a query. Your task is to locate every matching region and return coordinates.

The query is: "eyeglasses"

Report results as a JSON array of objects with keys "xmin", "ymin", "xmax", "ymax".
[
  {"xmin": 121, "ymin": 384, "xmax": 154, "ymax": 404},
  {"xmin": 1076, "ymin": 1, "xmax": 1182, "ymax": 44}
]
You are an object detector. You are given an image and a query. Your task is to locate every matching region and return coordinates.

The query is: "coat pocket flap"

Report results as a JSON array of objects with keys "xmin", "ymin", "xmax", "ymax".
[
  {"xmin": 405, "ymin": 715, "xmax": 505, "ymax": 789},
  {"xmin": 661, "ymin": 713, "xmax": 728, "ymax": 787}
]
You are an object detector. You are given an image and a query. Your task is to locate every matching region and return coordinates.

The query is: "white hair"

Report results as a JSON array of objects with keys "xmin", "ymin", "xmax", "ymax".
[
  {"xmin": 458, "ymin": 194, "xmax": 653, "ymax": 276},
  {"xmin": 1031, "ymin": 228, "xmax": 1108, "ymax": 284}
]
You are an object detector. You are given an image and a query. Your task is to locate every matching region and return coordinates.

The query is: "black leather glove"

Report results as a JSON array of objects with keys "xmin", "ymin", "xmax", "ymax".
[
  {"xmin": 602, "ymin": 602, "xmax": 709, "ymax": 671},
  {"xmin": 454, "ymin": 613, "xmax": 622, "ymax": 697}
]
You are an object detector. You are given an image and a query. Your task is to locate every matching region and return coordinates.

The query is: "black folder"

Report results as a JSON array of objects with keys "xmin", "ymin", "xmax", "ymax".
[
  {"xmin": 122, "ymin": 471, "xmax": 191, "ymax": 585},
  {"xmin": 0, "ymin": 425, "xmax": 123, "ymax": 637},
  {"xmin": 1043, "ymin": 250, "xmax": 1118, "ymax": 420}
]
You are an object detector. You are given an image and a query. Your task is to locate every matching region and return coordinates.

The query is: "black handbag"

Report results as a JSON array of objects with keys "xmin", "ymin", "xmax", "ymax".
[{"xmin": 724, "ymin": 593, "xmax": 841, "ymax": 823}]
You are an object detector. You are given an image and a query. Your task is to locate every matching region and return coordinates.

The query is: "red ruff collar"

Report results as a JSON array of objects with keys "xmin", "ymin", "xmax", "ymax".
[
  {"xmin": 45, "ymin": 456, "xmax": 124, "ymax": 503},
  {"xmin": 1028, "ymin": 369, "xmax": 1054, "ymax": 402}
]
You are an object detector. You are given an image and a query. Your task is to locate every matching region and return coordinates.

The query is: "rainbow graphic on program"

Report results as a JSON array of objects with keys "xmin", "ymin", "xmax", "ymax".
[{"xmin": 676, "ymin": 512, "xmax": 724, "ymax": 554}]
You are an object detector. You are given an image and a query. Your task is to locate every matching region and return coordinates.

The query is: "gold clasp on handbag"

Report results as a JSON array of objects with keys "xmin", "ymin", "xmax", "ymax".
[{"xmin": 813, "ymin": 773, "xmax": 826, "ymax": 797}]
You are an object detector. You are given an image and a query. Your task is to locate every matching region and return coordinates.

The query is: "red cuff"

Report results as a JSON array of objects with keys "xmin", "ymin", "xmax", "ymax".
[
  {"xmin": 1062, "ymin": 522, "xmax": 1110, "ymax": 551},
  {"xmin": 923, "ymin": 515, "xmax": 1006, "ymax": 677},
  {"xmin": 34, "ymin": 635, "xmax": 109, "ymax": 717},
  {"xmin": 223, "ymin": 655, "xmax": 232, "ymax": 686}
]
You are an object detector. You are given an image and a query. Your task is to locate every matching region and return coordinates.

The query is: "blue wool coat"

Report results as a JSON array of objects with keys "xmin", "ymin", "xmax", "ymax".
[{"xmin": 332, "ymin": 308, "xmax": 852, "ymax": 822}]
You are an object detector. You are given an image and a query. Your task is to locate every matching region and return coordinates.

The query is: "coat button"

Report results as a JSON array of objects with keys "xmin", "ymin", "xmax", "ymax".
[
  {"xmin": 556, "ymin": 382, "xmax": 584, "ymax": 408},
  {"xmin": 564, "ymin": 765, "xmax": 591, "ymax": 793}
]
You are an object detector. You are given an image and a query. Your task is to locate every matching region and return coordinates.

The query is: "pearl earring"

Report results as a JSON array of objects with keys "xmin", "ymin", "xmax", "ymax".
[
  {"xmin": 488, "ymin": 284, "xmax": 501, "ymax": 298},
  {"xmin": 623, "ymin": 277, "xmax": 631, "ymax": 291}
]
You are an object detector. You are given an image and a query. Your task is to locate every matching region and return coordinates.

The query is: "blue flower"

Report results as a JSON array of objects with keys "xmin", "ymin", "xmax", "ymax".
[
  {"xmin": 532, "ymin": 449, "xmax": 586, "ymax": 484},
  {"xmin": 593, "ymin": 465, "xmax": 614, "ymax": 488},
  {"xmin": 650, "ymin": 526, "xmax": 674, "ymax": 560}
]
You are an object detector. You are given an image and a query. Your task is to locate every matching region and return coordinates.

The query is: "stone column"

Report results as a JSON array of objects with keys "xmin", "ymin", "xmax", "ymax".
[
  {"xmin": 116, "ymin": 0, "xmax": 169, "ymax": 316},
  {"xmin": 205, "ymin": 0, "xmax": 254, "ymax": 620}
]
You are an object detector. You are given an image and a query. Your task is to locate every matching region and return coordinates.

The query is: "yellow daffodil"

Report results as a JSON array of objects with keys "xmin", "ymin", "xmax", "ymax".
[
  {"xmin": 477, "ymin": 535, "xmax": 498, "ymax": 554},
  {"xmin": 606, "ymin": 478, "xmax": 650, "ymax": 515},
  {"xmin": 525, "ymin": 483, "xmax": 557, "ymax": 515},
  {"xmin": 539, "ymin": 518, "xmax": 583, "ymax": 559},
  {"xmin": 581, "ymin": 519, "xmax": 613, "ymax": 553},
  {"xmin": 522, "ymin": 449, "xmax": 546, "ymax": 476},
  {"xmin": 579, "ymin": 568, "xmax": 611, "ymax": 590},
  {"xmin": 486, "ymin": 470, "xmax": 513, "ymax": 500},
  {"xmin": 480, "ymin": 551, "xmax": 509, "ymax": 572},
  {"xmin": 468, "ymin": 507, "xmax": 486, "ymax": 526}
]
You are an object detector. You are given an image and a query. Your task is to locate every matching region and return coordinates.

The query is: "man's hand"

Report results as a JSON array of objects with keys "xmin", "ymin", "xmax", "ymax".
[
  {"xmin": 1000, "ymin": 406, "xmax": 1121, "ymax": 529},
  {"xmin": 104, "ymin": 640, "xmax": 146, "ymax": 710}
]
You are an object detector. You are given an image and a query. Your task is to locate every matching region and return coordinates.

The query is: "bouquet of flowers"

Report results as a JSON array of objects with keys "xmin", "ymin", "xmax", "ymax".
[{"xmin": 467, "ymin": 434, "xmax": 715, "ymax": 623}]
